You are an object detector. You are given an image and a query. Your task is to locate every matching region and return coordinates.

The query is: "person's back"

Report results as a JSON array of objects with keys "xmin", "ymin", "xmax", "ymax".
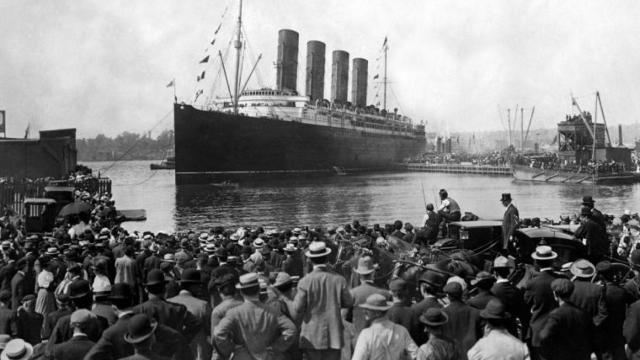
[
  {"xmin": 293, "ymin": 242, "xmax": 354, "ymax": 360},
  {"xmin": 467, "ymin": 328, "xmax": 529, "ymax": 360}
]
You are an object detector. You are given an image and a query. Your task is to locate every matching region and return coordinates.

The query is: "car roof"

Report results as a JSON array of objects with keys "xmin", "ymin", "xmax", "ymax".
[
  {"xmin": 449, "ymin": 220, "xmax": 502, "ymax": 228},
  {"xmin": 517, "ymin": 226, "xmax": 574, "ymax": 240}
]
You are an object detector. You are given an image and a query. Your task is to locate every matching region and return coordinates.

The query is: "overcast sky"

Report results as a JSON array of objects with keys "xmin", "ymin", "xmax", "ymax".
[{"xmin": 2, "ymin": 0, "xmax": 640, "ymax": 138}]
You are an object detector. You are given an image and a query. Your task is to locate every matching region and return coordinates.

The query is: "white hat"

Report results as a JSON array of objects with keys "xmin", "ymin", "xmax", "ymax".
[
  {"xmin": 204, "ymin": 244, "xmax": 217, "ymax": 253},
  {"xmin": 292, "ymin": 228, "xmax": 302, "ymax": 234},
  {"xmin": 284, "ymin": 243, "xmax": 297, "ymax": 252},
  {"xmin": 531, "ymin": 245, "xmax": 558, "ymax": 260},
  {"xmin": 1, "ymin": 339, "xmax": 33, "ymax": 360},
  {"xmin": 199, "ymin": 233, "xmax": 209, "ymax": 242},
  {"xmin": 162, "ymin": 253, "xmax": 176, "ymax": 263},
  {"xmin": 253, "ymin": 239, "xmax": 265, "ymax": 249},
  {"xmin": 305, "ymin": 241, "xmax": 331, "ymax": 258}
]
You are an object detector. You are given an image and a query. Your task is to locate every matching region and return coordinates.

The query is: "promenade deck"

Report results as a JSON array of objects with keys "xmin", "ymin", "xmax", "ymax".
[{"xmin": 405, "ymin": 163, "xmax": 512, "ymax": 176}]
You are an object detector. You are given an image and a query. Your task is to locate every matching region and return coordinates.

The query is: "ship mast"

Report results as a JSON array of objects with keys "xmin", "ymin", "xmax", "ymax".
[
  {"xmin": 232, "ymin": 0, "xmax": 243, "ymax": 114},
  {"xmin": 383, "ymin": 38, "xmax": 388, "ymax": 111}
]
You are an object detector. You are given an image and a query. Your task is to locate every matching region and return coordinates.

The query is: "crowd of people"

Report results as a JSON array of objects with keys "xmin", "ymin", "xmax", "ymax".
[{"xmin": 0, "ymin": 184, "xmax": 640, "ymax": 360}]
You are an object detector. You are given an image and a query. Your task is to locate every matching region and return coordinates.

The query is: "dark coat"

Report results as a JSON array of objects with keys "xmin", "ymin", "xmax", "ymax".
[
  {"xmin": 569, "ymin": 280, "xmax": 608, "ymax": 327},
  {"xmin": 281, "ymin": 252, "xmax": 304, "ymax": 278},
  {"xmin": 52, "ymin": 334, "xmax": 95, "ymax": 360},
  {"xmin": 538, "ymin": 302, "xmax": 593, "ymax": 360},
  {"xmin": 45, "ymin": 311, "xmax": 107, "ymax": 358},
  {"xmin": 15, "ymin": 308, "xmax": 43, "ymax": 345},
  {"xmin": 491, "ymin": 280, "xmax": 529, "ymax": 337},
  {"xmin": 524, "ymin": 269, "xmax": 558, "ymax": 346},
  {"xmin": 601, "ymin": 281, "xmax": 628, "ymax": 353},
  {"xmin": 133, "ymin": 297, "xmax": 201, "ymax": 342},
  {"xmin": 466, "ymin": 290, "xmax": 496, "ymax": 310},
  {"xmin": 410, "ymin": 296, "xmax": 442, "ymax": 346},
  {"xmin": 387, "ymin": 301, "xmax": 413, "ymax": 332},
  {"xmin": 442, "ymin": 300, "xmax": 482, "ymax": 353},
  {"xmin": 84, "ymin": 312, "xmax": 193, "ymax": 360},
  {"xmin": 42, "ymin": 307, "xmax": 72, "ymax": 339},
  {"xmin": 574, "ymin": 219, "xmax": 609, "ymax": 260},
  {"xmin": 502, "ymin": 203, "xmax": 519, "ymax": 249},
  {"xmin": 10, "ymin": 270, "xmax": 26, "ymax": 311},
  {"xmin": 623, "ymin": 299, "xmax": 640, "ymax": 357},
  {"xmin": 0, "ymin": 306, "xmax": 15, "ymax": 336}
]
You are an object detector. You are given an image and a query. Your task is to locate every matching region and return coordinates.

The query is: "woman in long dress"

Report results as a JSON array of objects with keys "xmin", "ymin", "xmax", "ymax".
[{"xmin": 35, "ymin": 256, "xmax": 57, "ymax": 316}]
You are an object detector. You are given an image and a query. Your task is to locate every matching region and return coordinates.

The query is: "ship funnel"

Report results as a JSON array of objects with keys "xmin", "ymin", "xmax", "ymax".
[
  {"xmin": 305, "ymin": 41, "xmax": 326, "ymax": 102},
  {"xmin": 331, "ymin": 50, "xmax": 349, "ymax": 103},
  {"xmin": 276, "ymin": 29, "xmax": 299, "ymax": 92},
  {"xmin": 351, "ymin": 58, "xmax": 368, "ymax": 107}
]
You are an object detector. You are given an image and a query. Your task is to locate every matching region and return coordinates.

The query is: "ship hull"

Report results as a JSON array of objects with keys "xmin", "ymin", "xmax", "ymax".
[
  {"xmin": 174, "ymin": 104, "xmax": 426, "ymax": 184},
  {"xmin": 512, "ymin": 164, "xmax": 638, "ymax": 184}
]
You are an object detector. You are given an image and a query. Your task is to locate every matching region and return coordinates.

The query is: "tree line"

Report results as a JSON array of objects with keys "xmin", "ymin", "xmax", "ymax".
[{"xmin": 76, "ymin": 130, "xmax": 174, "ymax": 161}]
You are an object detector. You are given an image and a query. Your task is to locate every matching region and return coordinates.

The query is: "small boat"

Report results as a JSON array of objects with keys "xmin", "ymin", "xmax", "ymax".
[
  {"xmin": 333, "ymin": 166, "xmax": 347, "ymax": 176},
  {"xmin": 150, "ymin": 151, "xmax": 175, "ymax": 170},
  {"xmin": 210, "ymin": 180, "xmax": 239, "ymax": 188}
]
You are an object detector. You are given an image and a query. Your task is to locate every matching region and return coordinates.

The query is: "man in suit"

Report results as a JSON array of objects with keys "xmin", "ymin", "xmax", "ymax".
[
  {"xmin": 538, "ymin": 278, "xmax": 593, "ymax": 360},
  {"xmin": 84, "ymin": 283, "xmax": 193, "ymax": 360},
  {"xmin": 467, "ymin": 271, "xmax": 498, "ymax": 310},
  {"xmin": 574, "ymin": 207, "xmax": 610, "ymax": 264},
  {"xmin": 46, "ymin": 280, "xmax": 108, "ymax": 358},
  {"xmin": 0, "ymin": 290, "xmax": 15, "ymax": 335},
  {"xmin": 441, "ymin": 282, "xmax": 482, "ymax": 354},
  {"xmin": 213, "ymin": 273, "xmax": 297, "ymax": 360},
  {"xmin": 524, "ymin": 246, "xmax": 559, "ymax": 360},
  {"xmin": 581, "ymin": 196, "xmax": 606, "ymax": 232},
  {"xmin": 410, "ymin": 270, "xmax": 445, "ymax": 346},
  {"xmin": 52, "ymin": 309, "xmax": 95, "ymax": 360},
  {"xmin": 500, "ymin": 193, "xmax": 519, "ymax": 251},
  {"xmin": 10, "ymin": 258, "xmax": 29, "ymax": 311},
  {"xmin": 349, "ymin": 256, "xmax": 391, "ymax": 336},
  {"xmin": 119, "ymin": 314, "xmax": 171, "ymax": 360},
  {"xmin": 134, "ymin": 269, "xmax": 201, "ymax": 343},
  {"xmin": 386, "ymin": 279, "xmax": 413, "ymax": 334},
  {"xmin": 168, "ymin": 269, "xmax": 211, "ymax": 360},
  {"xmin": 491, "ymin": 256, "xmax": 529, "ymax": 339},
  {"xmin": 293, "ymin": 241, "xmax": 354, "ymax": 360},
  {"xmin": 42, "ymin": 293, "xmax": 72, "ymax": 339},
  {"xmin": 597, "ymin": 261, "xmax": 629, "ymax": 360}
]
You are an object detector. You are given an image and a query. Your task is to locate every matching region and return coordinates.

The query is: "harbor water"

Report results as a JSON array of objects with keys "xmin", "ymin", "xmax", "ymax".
[{"xmin": 87, "ymin": 160, "xmax": 640, "ymax": 233}]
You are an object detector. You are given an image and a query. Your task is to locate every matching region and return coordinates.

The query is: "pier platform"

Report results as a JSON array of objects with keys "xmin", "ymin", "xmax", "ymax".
[{"xmin": 404, "ymin": 163, "xmax": 512, "ymax": 176}]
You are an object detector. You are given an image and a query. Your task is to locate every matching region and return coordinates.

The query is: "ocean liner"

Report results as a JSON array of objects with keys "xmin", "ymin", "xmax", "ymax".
[{"xmin": 174, "ymin": 1, "xmax": 426, "ymax": 184}]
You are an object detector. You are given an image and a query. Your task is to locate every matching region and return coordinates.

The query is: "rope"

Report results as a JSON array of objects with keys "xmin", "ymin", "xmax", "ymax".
[
  {"xmin": 97, "ymin": 108, "xmax": 173, "ymax": 174},
  {"xmin": 111, "ymin": 170, "xmax": 159, "ymax": 187}
]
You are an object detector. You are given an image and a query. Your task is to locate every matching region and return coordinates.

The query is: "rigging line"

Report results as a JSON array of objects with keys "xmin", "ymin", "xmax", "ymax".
[
  {"xmin": 241, "ymin": 25, "xmax": 264, "ymax": 88},
  {"xmin": 97, "ymin": 108, "xmax": 173, "ymax": 174},
  {"xmin": 112, "ymin": 169, "xmax": 159, "ymax": 187},
  {"xmin": 389, "ymin": 85, "xmax": 404, "ymax": 114}
]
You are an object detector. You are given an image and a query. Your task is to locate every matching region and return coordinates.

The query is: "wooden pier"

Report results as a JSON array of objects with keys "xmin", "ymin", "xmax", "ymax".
[{"xmin": 404, "ymin": 163, "xmax": 512, "ymax": 176}]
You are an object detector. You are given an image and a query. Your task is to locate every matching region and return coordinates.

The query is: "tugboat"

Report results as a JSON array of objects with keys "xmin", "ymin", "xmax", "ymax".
[
  {"xmin": 150, "ymin": 150, "xmax": 175, "ymax": 170},
  {"xmin": 512, "ymin": 92, "xmax": 637, "ymax": 184}
]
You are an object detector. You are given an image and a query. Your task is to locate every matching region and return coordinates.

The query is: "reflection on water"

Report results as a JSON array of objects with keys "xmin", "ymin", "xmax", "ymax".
[{"xmin": 86, "ymin": 160, "xmax": 640, "ymax": 233}]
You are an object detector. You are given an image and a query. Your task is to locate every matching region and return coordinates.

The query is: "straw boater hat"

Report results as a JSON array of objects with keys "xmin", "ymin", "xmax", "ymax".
[
  {"xmin": 305, "ymin": 241, "xmax": 331, "ymax": 258},
  {"xmin": 204, "ymin": 243, "xmax": 217, "ymax": 253},
  {"xmin": 124, "ymin": 314, "xmax": 158, "ymax": 344},
  {"xmin": 493, "ymin": 256, "xmax": 512, "ymax": 269},
  {"xmin": 46, "ymin": 247, "xmax": 59, "ymax": 256},
  {"xmin": 273, "ymin": 272, "xmax": 299, "ymax": 289},
  {"xmin": 354, "ymin": 256, "xmax": 376, "ymax": 275},
  {"xmin": 531, "ymin": 245, "xmax": 557, "ymax": 261},
  {"xmin": 1, "ymin": 339, "xmax": 33, "ymax": 360},
  {"xmin": 253, "ymin": 239, "xmax": 265, "ymax": 249},
  {"xmin": 358, "ymin": 293, "xmax": 393, "ymax": 311},
  {"xmin": 236, "ymin": 273, "xmax": 260, "ymax": 290},
  {"xmin": 570, "ymin": 259, "xmax": 596, "ymax": 279},
  {"xmin": 284, "ymin": 243, "xmax": 297, "ymax": 253},
  {"xmin": 198, "ymin": 233, "xmax": 209, "ymax": 243},
  {"xmin": 162, "ymin": 253, "xmax": 176, "ymax": 263}
]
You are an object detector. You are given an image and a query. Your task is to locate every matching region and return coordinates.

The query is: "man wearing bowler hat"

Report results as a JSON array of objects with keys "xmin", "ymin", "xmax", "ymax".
[
  {"xmin": 351, "ymin": 294, "xmax": 417, "ymax": 360},
  {"xmin": 574, "ymin": 206, "xmax": 610, "ymax": 264},
  {"xmin": 168, "ymin": 269, "xmax": 211, "ymax": 360},
  {"xmin": 120, "ymin": 314, "xmax": 166, "ymax": 360},
  {"xmin": 581, "ymin": 195, "xmax": 606, "ymax": 232},
  {"xmin": 500, "ymin": 193, "xmax": 519, "ymax": 251},
  {"xmin": 134, "ymin": 269, "xmax": 201, "ymax": 343},
  {"xmin": 410, "ymin": 270, "xmax": 445, "ymax": 346},
  {"xmin": 416, "ymin": 308, "xmax": 460, "ymax": 360},
  {"xmin": 491, "ymin": 256, "xmax": 528, "ymax": 338},
  {"xmin": 213, "ymin": 273, "xmax": 296, "ymax": 360},
  {"xmin": 467, "ymin": 298, "xmax": 529, "ymax": 360},
  {"xmin": 293, "ymin": 241, "xmax": 354, "ymax": 360}
]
